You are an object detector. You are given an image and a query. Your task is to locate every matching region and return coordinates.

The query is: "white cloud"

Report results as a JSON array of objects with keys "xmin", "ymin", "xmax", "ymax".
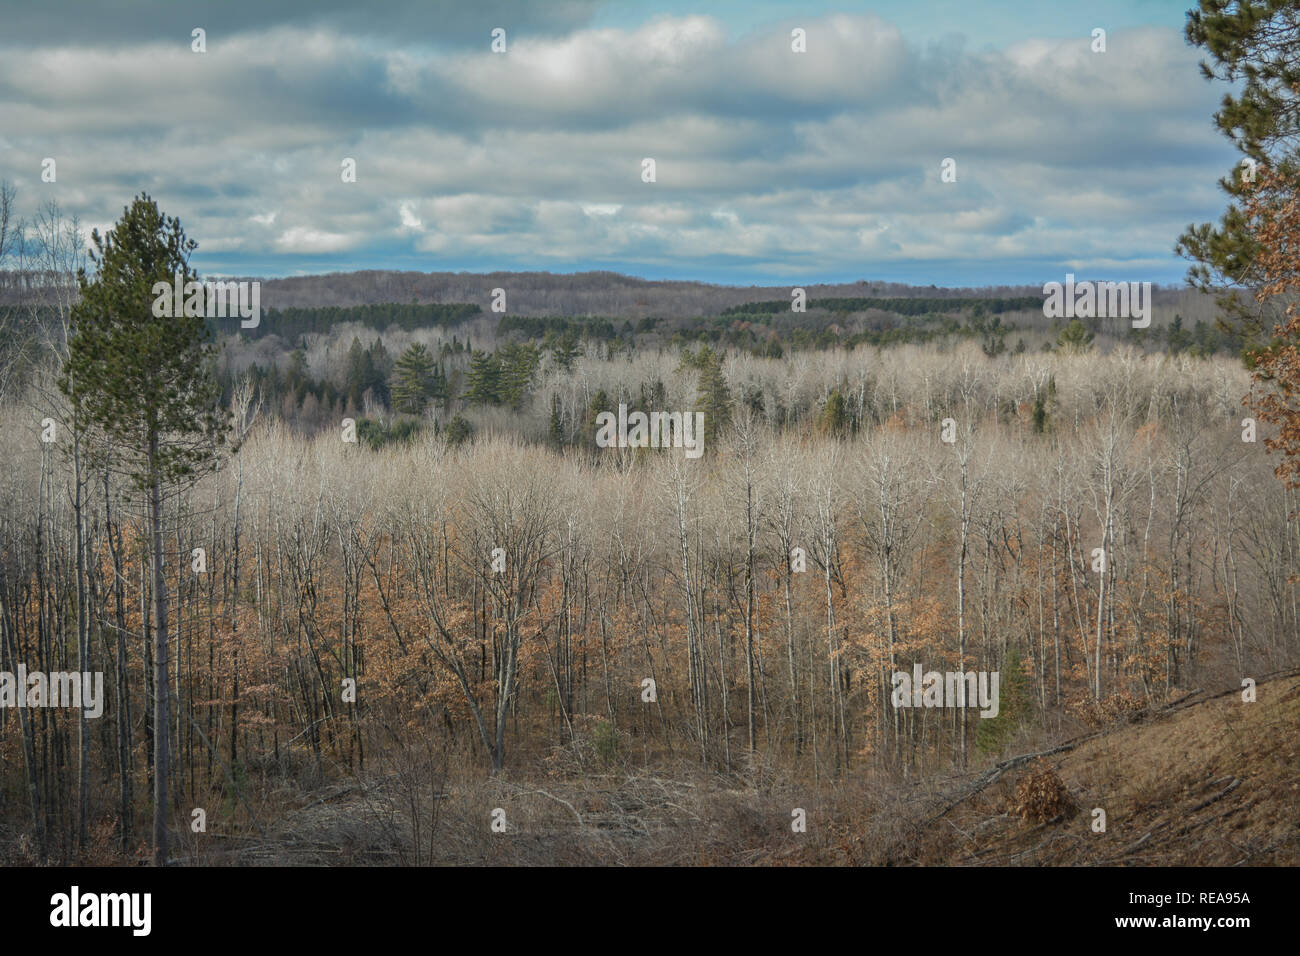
[
  {"xmin": 275, "ymin": 227, "xmax": 355, "ymax": 253},
  {"xmin": 0, "ymin": 14, "xmax": 1234, "ymax": 281},
  {"xmin": 398, "ymin": 202, "xmax": 423, "ymax": 230}
]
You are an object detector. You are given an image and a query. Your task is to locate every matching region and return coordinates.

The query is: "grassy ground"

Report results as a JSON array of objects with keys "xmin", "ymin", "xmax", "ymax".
[
  {"xmin": 888, "ymin": 673, "xmax": 1300, "ymax": 866},
  {"xmin": 12, "ymin": 674, "xmax": 1294, "ymax": 866}
]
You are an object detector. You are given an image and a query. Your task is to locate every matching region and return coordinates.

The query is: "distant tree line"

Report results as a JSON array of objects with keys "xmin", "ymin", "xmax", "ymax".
[
  {"xmin": 234, "ymin": 302, "xmax": 481, "ymax": 344},
  {"xmin": 498, "ymin": 315, "xmax": 617, "ymax": 340},
  {"xmin": 721, "ymin": 295, "xmax": 1043, "ymax": 316}
]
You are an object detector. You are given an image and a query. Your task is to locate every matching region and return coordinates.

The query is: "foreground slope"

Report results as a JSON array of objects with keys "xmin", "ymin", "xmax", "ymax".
[{"xmin": 887, "ymin": 673, "xmax": 1300, "ymax": 866}]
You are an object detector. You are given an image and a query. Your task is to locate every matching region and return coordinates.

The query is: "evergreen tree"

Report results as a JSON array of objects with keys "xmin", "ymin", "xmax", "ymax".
[
  {"xmin": 345, "ymin": 337, "xmax": 365, "ymax": 408},
  {"xmin": 1034, "ymin": 375, "xmax": 1057, "ymax": 435},
  {"xmin": 584, "ymin": 388, "xmax": 613, "ymax": 447},
  {"xmin": 391, "ymin": 342, "xmax": 436, "ymax": 414},
  {"xmin": 822, "ymin": 388, "xmax": 848, "ymax": 436},
  {"xmin": 366, "ymin": 338, "xmax": 391, "ymax": 406},
  {"xmin": 463, "ymin": 350, "xmax": 503, "ymax": 405},
  {"xmin": 58, "ymin": 194, "xmax": 228, "ymax": 866},
  {"xmin": 549, "ymin": 392, "xmax": 565, "ymax": 448},
  {"xmin": 646, "ymin": 378, "xmax": 667, "ymax": 409},
  {"xmin": 444, "ymin": 414, "xmax": 474, "ymax": 446},
  {"xmin": 976, "ymin": 649, "xmax": 1033, "ymax": 756},
  {"xmin": 973, "ymin": 312, "xmax": 1008, "ymax": 357},
  {"xmin": 1176, "ymin": 0, "xmax": 1300, "ymax": 346},
  {"xmin": 1033, "ymin": 376, "xmax": 1057, "ymax": 434},
  {"xmin": 498, "ymin": 342, "xmax": 540, "ymax": 409},
  {"xmin": 693, "ymin": 344, "xmax": 732, "ymax": 445},
  {"xmin": 429, "ymin": 361, "xmax": 448, "ymax": 407},
  {"xmin": 1167, "ymin": 314, "xmax": 1191, "ymax": 355},
  {"xmin": 1057, "ymin": 319, "xmax": 1095, "ymax": 353},
  {"xmin": 549, "ymin": 332, "xmax": 582, "ymax": 372}
]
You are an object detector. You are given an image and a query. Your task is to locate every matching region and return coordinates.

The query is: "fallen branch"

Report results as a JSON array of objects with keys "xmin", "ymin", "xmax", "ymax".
[{"xmin": 1188, "ymin": 777, "xmax": 1241, "ymax": 813}]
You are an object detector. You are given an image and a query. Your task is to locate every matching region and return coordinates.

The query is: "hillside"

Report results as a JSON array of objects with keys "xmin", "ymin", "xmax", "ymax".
[
  {"xmin": 0, "ymin": 268, "xmax": 1220, "ymax": 321},
  {"xmin": 871, "ymin": 672, "xmax": 1300, "ymax": 866},
  {"xmin": 167, "ymin": 673, "xmax": 1298, "ymax": 867}
]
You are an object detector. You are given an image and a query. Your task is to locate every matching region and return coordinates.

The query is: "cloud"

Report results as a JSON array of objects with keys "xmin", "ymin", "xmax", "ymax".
[
  {"xmin": 0, "ymin": 10, "xmax": 1237, "ymax": 284},
  {"xmin": 398, "ymin": 202, "xmax": 424, "ymax": 231},
  {"xmin": 0, "ymin": 0, "xmax": 604, "ymax": 47},
  {"xmin": 275, "ymin": 227, "xmax": 356, "ymax": 253}
]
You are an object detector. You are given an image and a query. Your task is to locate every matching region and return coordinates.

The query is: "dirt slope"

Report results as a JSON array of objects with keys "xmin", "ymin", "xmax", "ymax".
[{"xmin": 895, "ymin": 674, "xmax": 1300, "ymax": 866}]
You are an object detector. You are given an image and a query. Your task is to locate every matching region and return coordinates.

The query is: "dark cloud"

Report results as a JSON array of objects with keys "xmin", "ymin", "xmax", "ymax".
[{"xmin": 0, "ymin": 0, "xmax": 604, "ymax": 47}]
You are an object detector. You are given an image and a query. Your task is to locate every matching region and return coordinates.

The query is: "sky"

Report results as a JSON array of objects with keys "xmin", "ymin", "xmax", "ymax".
[{"xmin": 0, "ymin": 0, "xmax": 1237, "ymax": 287}]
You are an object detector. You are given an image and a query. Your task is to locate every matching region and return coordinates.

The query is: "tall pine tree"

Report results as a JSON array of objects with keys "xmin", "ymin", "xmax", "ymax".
[
  {"xmin": 694, "ymin": 345, "xmax": 732, "ymax": 447},
  {"xmin": 463, "ymin": 350, "xmax": 504, "ymax": 405},
  {"xmin": 391, "ymin": 342, "xmax": 436, "ymax": 414},
  {"xmin": 58, "ymin": 194, "xmax": 228, "ymax": 866},
  {"xmin": 1176, "ymin": 0, "xmax": 1300, "ymax": 347}
]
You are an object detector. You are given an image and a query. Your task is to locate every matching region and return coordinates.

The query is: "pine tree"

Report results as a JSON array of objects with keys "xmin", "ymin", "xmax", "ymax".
[
  {"xmin": 822, "ymin": 388, "xmax": 848, "ymax": 436},
  {"xmin": 549, "ymin": 392, "xmax": 565, "ymax": 448},
  {"xmin": 58, "ymin": 194, "xmax": 228, "ymax": 866},
  {"xmin": 1057, "ymin": 319, "xmax": 1094, "ymax": 353},
  {"xmin": 366, "ymin": 338, "xmax": 391, "ymax": 405},
  {"xmin": 977, "ymin": 649, "xmax": 1033, "ymax": 756},
  {"xmin": 345, "ymin": 336, "xmax": 367, "ymax": 409},
  {"xmin": 430, "ymin": 361, "xmax": 448, "ymax": 407},
  {"xmin": 1032, "ymin": 395, "xmax": 1048, "ymax": 434},
  {"xmin": 444, "ymin": 414, "xmax": 474, "ymax": 446},
  {"xmin": 584, "ymin": 388, "xmax": 613, "ymax": 447},
  {"xmin": 463, "ymin": 350, "xmax": 503, "ymax": 405},
  {"xmin": 1176, "ymin": 0, "xmax": 1300, "ymax": 345},
  {"xmin": 391, "ymin": 342, "xmax": 436, "ymax": 414},
  {"xmin": 694, "ymin": 345, "xmax": 732, "ymax": 445},
  {"xmin": 1167, "ymin": 314, "xmax": 1191, "ymax": 355},
  {"xmin": 550, "ymin": 332, "xmax": 582, "ymax": 372},
  {"xmin": 498, "ymin": 342, "xmax": 539, "ymax": 409}
]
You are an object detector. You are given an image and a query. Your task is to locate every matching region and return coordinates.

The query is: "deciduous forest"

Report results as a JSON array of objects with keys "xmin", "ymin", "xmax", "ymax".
[
  {"xmin": 1, "ymin": 196, "xmax": 1295, "ymax": 863},
  {"xmin": 0, "ymin": 0, "xmax": 1297, "ymax": 874}
]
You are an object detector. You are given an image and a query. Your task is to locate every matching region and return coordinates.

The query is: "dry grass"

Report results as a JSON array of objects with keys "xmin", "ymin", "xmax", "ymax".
[
  {"xmin": 897, "ymin": 674, "xmax": 1300, "ymax": 866},
  {"xmin": 24, "ymin": 675, "xmax": 1290, "ymax": 867}
]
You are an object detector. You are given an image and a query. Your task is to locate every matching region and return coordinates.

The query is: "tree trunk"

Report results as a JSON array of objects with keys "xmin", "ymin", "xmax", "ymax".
[
  {"xmin": 72, "ymin": 429, "xmax": 89, "ymax": 851},
  {"xmin": 148, "ymin": 433, "xmax": 170, "ymax": 866}
]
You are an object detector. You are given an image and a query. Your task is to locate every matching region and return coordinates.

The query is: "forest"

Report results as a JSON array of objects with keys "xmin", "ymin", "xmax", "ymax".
[
  {"xmin": 0, "ymin": 0, "xmax": 1296, "ymax": 868},
  {"xmin": 0, "ymin": 201, "xmax": 1293, "ymax": 862}
]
